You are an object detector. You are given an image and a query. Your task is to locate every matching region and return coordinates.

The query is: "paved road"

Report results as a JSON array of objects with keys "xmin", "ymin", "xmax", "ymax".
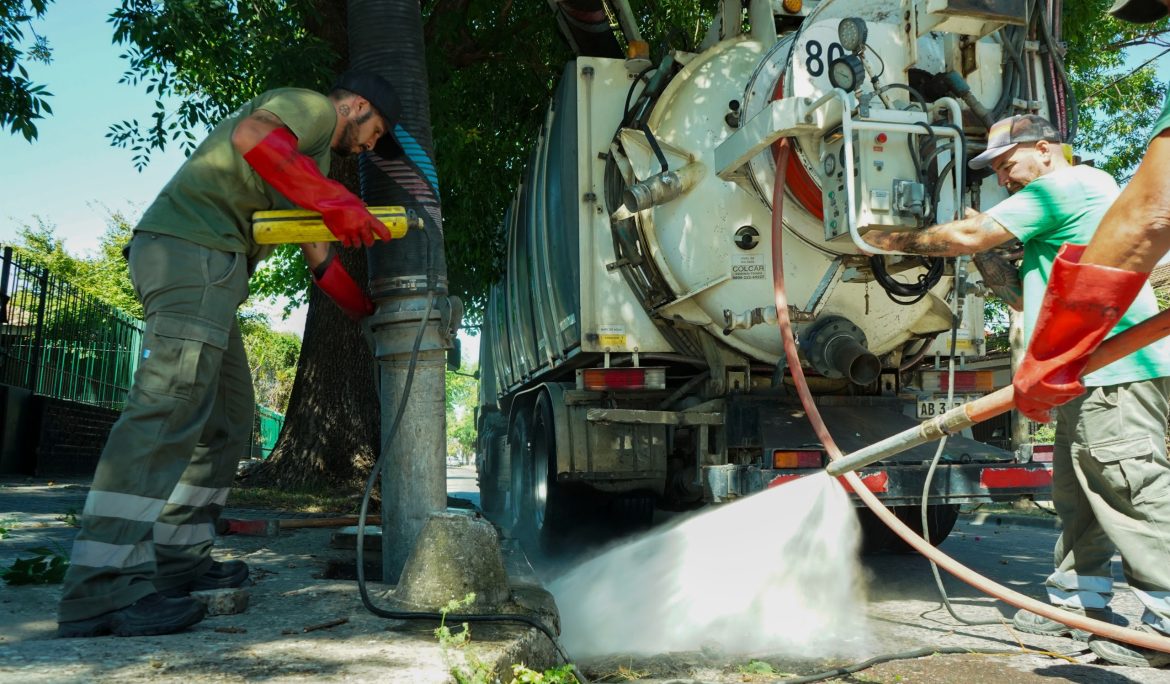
[
  {"xmin": 5, "ymin": 471, "xmax": 1168, "ymax": 682},
  {"xmin": 446, "ymin": 463, "xmax": 480, "ymax": 508}
]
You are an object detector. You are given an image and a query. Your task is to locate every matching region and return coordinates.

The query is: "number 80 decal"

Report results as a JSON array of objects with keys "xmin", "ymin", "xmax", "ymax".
[{"xmin": 804, "ymin": 40, "xmax": 845, "ymax": 78}]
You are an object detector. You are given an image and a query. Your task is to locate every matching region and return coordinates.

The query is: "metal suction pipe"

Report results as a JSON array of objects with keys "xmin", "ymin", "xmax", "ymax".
[
  {"xmin": 825, "ymin": 334, "xmax": 882, "ymax": 386},
  {"xmin": 619, "ymin": 160, "xmax": 705, "ymax": 216},
  {"xmin": 350, "ymin": 0, "xmax": 449, "ymax": 581},
  {"xmin": 801, "ymin": 316, "xmax": 881, "ymax": 386}
]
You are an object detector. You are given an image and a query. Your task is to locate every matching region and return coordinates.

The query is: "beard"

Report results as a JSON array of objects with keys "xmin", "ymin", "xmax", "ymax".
[
  {"xmin": 331, "ymin": 109, "xmax": 377, "ymax": 157},
  {"xmin": 331, "ymin": 120, "xmax": 362, "ymax": 157}
]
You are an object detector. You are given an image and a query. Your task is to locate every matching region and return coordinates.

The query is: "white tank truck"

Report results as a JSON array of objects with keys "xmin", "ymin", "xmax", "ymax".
[{"xmin": 477, "ymin": 0, "xmax": 1066, "ymax": 551}]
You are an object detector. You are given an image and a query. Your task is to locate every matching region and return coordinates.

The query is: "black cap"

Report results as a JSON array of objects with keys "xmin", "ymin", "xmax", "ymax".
[
  {"xmin": 969, "ymin": 114, "xmax": 1062, "ymax": 170},
  {"xmin": 332, "ymin": 70, "xmax": 405, "ymax": 160},
  {"xmin": 1109, "ymin": 0, "xmax": 1168, "ymax": 23}
]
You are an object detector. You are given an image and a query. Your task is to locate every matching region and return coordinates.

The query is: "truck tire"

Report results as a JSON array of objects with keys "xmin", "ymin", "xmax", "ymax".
[
  {"xmin": 529, "ymin": 392, "xmax": 582, "ymax": 553},
  {"xmin": 505, "ymin": 412, "xmax": 532, "ymax": 537},
  {"xmin": 858, "ymin": 504, "xmax": 960, "ymax": 554},
  {"xmin": 891, "ymin": 503, "xmax": 961, "ymax": 551}
]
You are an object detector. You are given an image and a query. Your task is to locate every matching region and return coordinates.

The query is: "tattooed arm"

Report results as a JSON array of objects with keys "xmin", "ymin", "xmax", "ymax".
[
  {"xmin": 972, "ymin": 247, "xmax": 1024, "ymax": 311},
  {"xmin": 231, "ymin": 109, "xmax": 291, "ymax": 155},
  {"xmin": 862, "ymin": 211, "xmax": 1015, "ymax": 257}
]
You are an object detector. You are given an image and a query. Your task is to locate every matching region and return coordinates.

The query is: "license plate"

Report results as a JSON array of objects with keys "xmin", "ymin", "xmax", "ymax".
[{"xmin": 916, "ymin": 395, "xmax": 978, "ymax": 418}]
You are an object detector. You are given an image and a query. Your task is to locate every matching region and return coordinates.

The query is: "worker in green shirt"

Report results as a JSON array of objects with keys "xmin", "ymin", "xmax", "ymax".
[
  {"xmin": 864, "ymin": 108, "xmax": 1170, "ymax": 668},
  {"xmin": 1007, "ymin": 0, "xmax": 1170, "ymax": 668},
  {"xmin": 57, "ymin": 70, "xmax": 402, "ymax": 638}
]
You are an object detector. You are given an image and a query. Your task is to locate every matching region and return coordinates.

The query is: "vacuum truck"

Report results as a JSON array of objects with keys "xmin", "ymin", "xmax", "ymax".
[{"xmin": 477, "ymin": 0, "xmax": 1063, "ymax": 550}]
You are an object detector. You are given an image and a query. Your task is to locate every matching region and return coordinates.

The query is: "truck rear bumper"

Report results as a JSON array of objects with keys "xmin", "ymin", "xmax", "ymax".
[{"xmin": 704, "ymin": 461, "xmax": 1053, "ymax": 506}]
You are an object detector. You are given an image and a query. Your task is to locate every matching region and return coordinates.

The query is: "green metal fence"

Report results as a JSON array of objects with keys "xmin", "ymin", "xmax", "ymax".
[
  {"xmin": 2, "ymin": 245, "xmax": 287, "ymax": 460},
  {"xmin": 253, "ymin": 404, "xmax": 285, "ymax": 459},
  {"xmin": 1, "ymin": 246, "xmax": 143, "ymax": 409}
]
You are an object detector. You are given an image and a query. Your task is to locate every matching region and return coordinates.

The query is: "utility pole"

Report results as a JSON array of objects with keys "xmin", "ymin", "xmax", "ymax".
[{"xmin": 347, "ymin": 0, "xmax": 455, "ymax": 581}]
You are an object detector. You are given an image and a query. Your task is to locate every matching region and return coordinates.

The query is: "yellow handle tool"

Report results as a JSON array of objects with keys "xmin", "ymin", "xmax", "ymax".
[{"xmin": 251, "ymin": 206, "xmax": 419, "ymax": 245}]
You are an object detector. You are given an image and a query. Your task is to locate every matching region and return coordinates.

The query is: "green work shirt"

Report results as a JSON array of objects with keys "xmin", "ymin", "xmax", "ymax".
[
  {"xmin": 1152, "ymin": 91, "xmax": 1170, "ymax": 141},
  {"xmin": 986, "ymin": 164, "xmax": 1170, "ymax": 388},
  {"xmin": 135, "ymin": 88, "xmax": 337, "ymax": 268}
]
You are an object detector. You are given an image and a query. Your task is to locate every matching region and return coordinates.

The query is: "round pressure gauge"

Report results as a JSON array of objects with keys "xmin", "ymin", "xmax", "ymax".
[
  {"xmin": 829, "ymin": 55, "xmax": 865, "ymax": 92},
  {"xmin": 837, "ymin": 17, "xmax": 868, "ymax": 54},
  {"xmin": 822, "ymin": 154, "xmax": 836, "ymax": 176}
]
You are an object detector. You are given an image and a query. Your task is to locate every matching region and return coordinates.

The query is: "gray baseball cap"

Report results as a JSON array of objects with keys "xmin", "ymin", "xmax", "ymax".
[
  {"xmin": 968, "ymin": 114, "xmax": 1062, "ymax": 170},
  {"xmin": 1108, "ymin": 0, "xmax": 1168, "ymax": 23},
  {"xmin": 332, "ymin": 70, "xmax": 405, "ymax": 160}
]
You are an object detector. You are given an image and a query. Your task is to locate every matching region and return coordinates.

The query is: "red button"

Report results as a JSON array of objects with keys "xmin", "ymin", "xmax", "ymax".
[{"xmin": 875, "ymin": 133, "xmax": 888, "ymax": 144}]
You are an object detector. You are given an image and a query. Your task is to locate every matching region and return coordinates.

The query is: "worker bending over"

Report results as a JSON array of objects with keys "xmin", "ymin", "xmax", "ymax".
[{"xmin": 56, "ymin": 71, "xmax": 402, "ymax": 638}]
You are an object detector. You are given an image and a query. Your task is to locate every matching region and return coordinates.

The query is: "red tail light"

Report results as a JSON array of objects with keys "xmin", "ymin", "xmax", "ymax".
[
  {"xmin": 772, "ymin": 450, "xmax": 823, "ymax": 468},
  {"xmin": 580, "ymin": 367, "xmax": 666, "ymax": 391}
]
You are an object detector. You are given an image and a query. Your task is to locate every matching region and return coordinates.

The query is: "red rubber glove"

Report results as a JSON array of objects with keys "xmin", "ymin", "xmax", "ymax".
[
  {"xmin": 1013, "ymin": 244, "xmax": 1148, "ymax": 423},
  {"xmin": 312, "ymin": 253, "xmax": 375, "ymax": 321},
  {"xmin": 243, "ymin": 127, "xmax": 391, "ymax": 248}
]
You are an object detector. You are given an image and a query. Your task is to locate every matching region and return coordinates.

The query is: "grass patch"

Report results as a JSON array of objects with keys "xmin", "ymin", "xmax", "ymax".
[
  {"xmin": 436, "ymin": 593, "xmax": 579, "ymax": 684},
  {"xmin": 226, "ymin": 486, "xmax": 358, "ymax": 514}
]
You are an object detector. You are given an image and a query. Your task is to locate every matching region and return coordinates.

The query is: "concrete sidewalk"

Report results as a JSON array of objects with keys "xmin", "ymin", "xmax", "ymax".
[{"xmin": 0, "ymin": 470, "xmax": 560, "ymax": 683}]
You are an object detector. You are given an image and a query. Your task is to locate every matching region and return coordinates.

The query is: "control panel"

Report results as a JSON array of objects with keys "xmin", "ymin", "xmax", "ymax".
[{"xmin": 820, "ymin": 108, "xmax": 956, "ymax": 244}]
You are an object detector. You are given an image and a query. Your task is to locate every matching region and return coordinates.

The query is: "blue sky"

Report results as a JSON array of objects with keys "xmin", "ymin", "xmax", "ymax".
[
  {"xmin": 0, "ymin": 1, "xmax": 187, "ymax": 256},
  {"xmin": 0, "ymin": 1, "xmax": 305, "ymax": 328}
]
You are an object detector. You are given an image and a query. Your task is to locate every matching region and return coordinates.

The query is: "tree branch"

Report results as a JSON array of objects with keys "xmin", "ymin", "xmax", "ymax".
[{"xmin": 1082, "ymin": 47, "xmax": 1170, "ymax": 105}]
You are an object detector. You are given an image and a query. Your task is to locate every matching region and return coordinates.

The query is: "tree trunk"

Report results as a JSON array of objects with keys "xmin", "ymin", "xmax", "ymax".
[
  {"xmin": 244, "ymin": 151, "xmax": 382, "ymax": 493},
  {"xmin": 250, "ymin": 263, "xmax": 381, "ymax": 490}
]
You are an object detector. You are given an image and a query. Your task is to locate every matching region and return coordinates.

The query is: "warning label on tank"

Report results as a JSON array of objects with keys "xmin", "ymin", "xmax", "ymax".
[
  {"xmin": 598, "ymin": 324, "xmax": 626, "ymax": 348},
  {"xmin": 731, "ymin": 254, "xmax": 766, "ymax": 280}
]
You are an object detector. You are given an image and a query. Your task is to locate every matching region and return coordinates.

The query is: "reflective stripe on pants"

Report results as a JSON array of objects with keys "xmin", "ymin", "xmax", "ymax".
[{"xmin": 58, "ymin": 233, "xmax": 252, "ymax": 623}]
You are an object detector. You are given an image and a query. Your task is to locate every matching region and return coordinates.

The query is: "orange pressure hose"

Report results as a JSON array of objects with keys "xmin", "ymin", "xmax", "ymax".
[{"xmin": 769, "ymin": 138, "xmax": 1170, "ymax": 653}]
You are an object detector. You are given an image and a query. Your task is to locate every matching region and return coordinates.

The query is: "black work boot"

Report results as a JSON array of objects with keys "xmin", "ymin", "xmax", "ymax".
[
  {"xmin": 162, "ymin": 559, "xmax": 251, "ymax": 597},
  {"xmin": 1012, "ymin": 607, "xmax": 1126, "ymax": 641},
  {"xmin": 1089, "ymin": 625, "xmax": 1170, "ymax": 668},
  {"xmin": 192, "ymin": 559, "xmax": 250, "ymax": 591},
  {"xmin": 57, "ymin": 593, "xmax": 206, "ymax": 638}
]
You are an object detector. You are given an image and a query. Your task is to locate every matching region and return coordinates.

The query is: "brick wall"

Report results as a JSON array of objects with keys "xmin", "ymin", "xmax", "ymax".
[{"xmin": 33, "ymin": 397, "xmax": 120, "ymax": 478}]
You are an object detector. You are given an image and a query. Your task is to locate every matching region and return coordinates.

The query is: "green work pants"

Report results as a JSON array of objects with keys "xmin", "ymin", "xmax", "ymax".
[
  {"xmin": 1047, "ymin": 377, "xmax": 1170, "ymax": 634},
  {"xmin": 58, "ymin": 232, "xmax": 252, "ymax": 622}
]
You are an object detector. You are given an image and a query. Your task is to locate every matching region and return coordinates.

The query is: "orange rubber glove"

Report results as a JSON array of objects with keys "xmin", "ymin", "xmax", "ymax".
[
  {"xmin": 1013, "ymin": 244, "xmax": 1148, "ymax": 422},
  {"xmin": 243, "ymin": 128, "xmax": 391, "ymax": 248},
  {"xmin": 312, "ymin": 253, "xmax": 374, "ymax": 321}
]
